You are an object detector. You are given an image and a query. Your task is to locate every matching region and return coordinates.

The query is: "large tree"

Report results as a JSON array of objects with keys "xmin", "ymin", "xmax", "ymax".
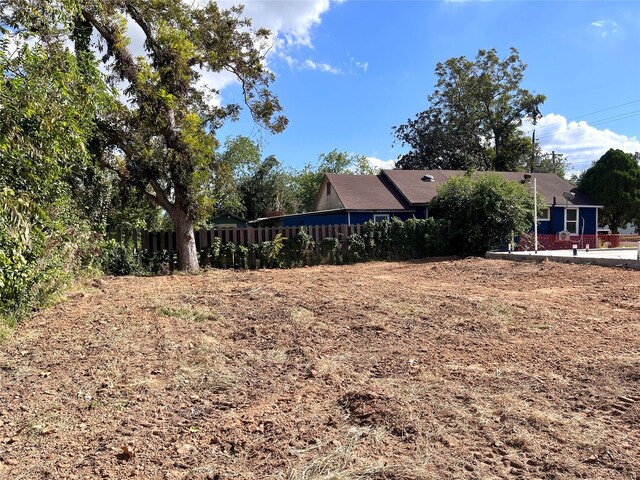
[
  {"xmin": 394, "ymin": 48, "xmax": 545, "ymax": 172},
  {"xmin": 238, "ymin": 155, "xmax": 298, "ymax": 220},
  {"xmin": 579, "ymin": 149, "xmax": 640, "ymax": 233},
  {"xmin": 3, "ymin": 0, "xmax": 287, "ymax": 271}
]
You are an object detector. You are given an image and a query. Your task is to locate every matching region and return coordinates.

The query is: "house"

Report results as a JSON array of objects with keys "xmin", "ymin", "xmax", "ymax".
[
  {"xmin": 251, "ymin": 170, "xmax": 602, "ymax": 237},
  {"xmin": 210, "ymin": 213, "xmax": 247, "ymax": 228}
]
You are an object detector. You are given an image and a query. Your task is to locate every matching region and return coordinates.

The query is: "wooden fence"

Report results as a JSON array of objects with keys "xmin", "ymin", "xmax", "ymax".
[{"xmin": 140, "ymin": 224, "xmax": 365, "ymax": 253}]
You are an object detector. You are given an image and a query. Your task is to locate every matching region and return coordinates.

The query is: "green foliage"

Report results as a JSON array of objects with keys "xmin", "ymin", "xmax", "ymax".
[
  {"xmin": 99, "ymin": 239, "xmax": 140, "ymax": 276},
  {"xmin": 257, "ymin": 233, "xmax": 286, "ymax": 268},
  {"xmin": 115, "ymin": 218, "xmax": 453, "ymax": 274},
  {"xmin": 0, "ymin": 33, "xmax": 107, "ymax": 320},
  {"xmin": 346, "ymin": 234, "xmax": 367, "ymax": 263},
  {"xmin": 283, "ymin": 227, "xmax": 315, "ymax": 267},
  {"xmin": 220, "ymin": 242, "xmax": 236, "ymax": 269},
  {"xmin": 213, "ymin": 136, "xmax": 262, "ymax": 217},
  {"xmin": 320, "ymin": 237, "xmax": 342, "ymax": 264},
  {"xmin": 238, "ymin": 155, "xmax": 299, "ymax": 220},
  {"xmin": 430, "ymin": 173, "xmax": 535, "ymax": 256},
  {"xmin": 579, "ymin": 149, "xmax": 640, "ymax": 233},
  {"xmin": 535, "ymin": 151, "xmax": 570, "ymax": 178},
  {"xmin": 4, "ymin": 0, "xmax": 288, "ymax": 271},
  {"xmin": 394, "ymin": 48, "xmax": 545, "ymax": 172},
  {"xmin": 360, "ymin": 217, "xmax": 451, "ymax": 261}
]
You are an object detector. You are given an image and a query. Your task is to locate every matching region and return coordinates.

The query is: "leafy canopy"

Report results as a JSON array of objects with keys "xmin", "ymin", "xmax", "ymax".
[
  {"xmin": 579, "ymin": 149, "xmax": 640, "ymax": 233},
  {"xmin": 394, "ymin": 48, "xmax": 545, "ymax": 172}
]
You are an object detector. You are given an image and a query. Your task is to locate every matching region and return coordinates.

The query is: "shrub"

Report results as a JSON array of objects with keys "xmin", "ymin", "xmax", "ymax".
[
  {"xmin": 99, "ymin": 239, "xmax": 139, "ymax": 275},
  {"xmin": 284, "ymin": 227, "xmax": 315, "ymax": 267},
  {"xmin": 257, "ymin": 233, "xmax": 286, "ymax": 268},
  {"xmin": 320, "ymin": 237, "xmax": 341, "ymax": 264},
  {"xmin": 346, "ymin": 233, "xmax": 367, "ymax": 263},
  {"xmin": 430, "ymin": 173, "xmax": 534, "ymax": 256}
]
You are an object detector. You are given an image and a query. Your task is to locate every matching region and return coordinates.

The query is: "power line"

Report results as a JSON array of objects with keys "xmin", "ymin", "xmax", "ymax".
[
  {"xmin": 535, "ymin": 110, "xmax": 640, "ymax": 141},
  {"xmin": 525, "ymin": 98, "xmax": 640, "ymax": 134}
]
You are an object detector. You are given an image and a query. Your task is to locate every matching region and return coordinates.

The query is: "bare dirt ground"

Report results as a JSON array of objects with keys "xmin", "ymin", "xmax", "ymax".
[{"xmin": 0, "ymin": 258, "xmax": 639, "ymax": 479}]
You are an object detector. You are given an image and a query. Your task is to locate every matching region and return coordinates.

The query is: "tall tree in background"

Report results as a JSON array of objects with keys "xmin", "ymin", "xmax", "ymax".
[
  {"xmin": 214, "ymin": 136, "xmax": 262, "ymax": 217},
  {"xmin": 579, "ymin": 149, "xmax": 640, "ymax": 233},
  {"xmin": 394, "ymin": 48, "xmax": 545, "ymax": 172},
  {"xmin": 238, "ymin": 155, "xmax": 298, "ymax": 220},
  {"xmin": 4, "ymin": 1, "xmax": 287, "ymax": 271}
]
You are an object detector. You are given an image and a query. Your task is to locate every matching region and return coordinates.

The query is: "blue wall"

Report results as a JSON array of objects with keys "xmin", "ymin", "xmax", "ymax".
[
  {"xmin": 280, "ymin": 210, "xmax": 421, "ymax": 227},
  {"xmin": 279, "ymin": 206, "xmax": 599, "ymax": 233},
  {"xmin": 579, "ymin": 207, "xmax": 597, "ymax": 234},
  {"xmin": 536, "ymin": 206, "xmax": 598, "ymax": 235},
  {"xmin": 281, "ymin": 212, "xmax": 348, "ymax": 227}
]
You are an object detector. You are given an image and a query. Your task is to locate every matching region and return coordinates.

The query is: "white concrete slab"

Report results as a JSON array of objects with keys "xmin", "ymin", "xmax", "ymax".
[{"xmin": 486, "ymin": 248, "xmax": 640, "ymax": 269}]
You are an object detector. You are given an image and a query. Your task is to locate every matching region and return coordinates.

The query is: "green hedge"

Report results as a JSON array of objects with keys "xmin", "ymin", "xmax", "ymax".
[{"xmin": 101, "ymin": 219, "xmax": 452, "ymax": 275}]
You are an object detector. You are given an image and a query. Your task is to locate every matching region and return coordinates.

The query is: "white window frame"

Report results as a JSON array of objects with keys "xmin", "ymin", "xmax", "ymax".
[
  {"xmin": 373, "ymin": 214, "xmax": 389, "ymax": 223},
  {"xmin": 565, "ymin": 207, "xmax": 579, "ymax": 234},
  {"xmin": 537, "ymin": 207, "xmax": 550, "ymax": 221}
]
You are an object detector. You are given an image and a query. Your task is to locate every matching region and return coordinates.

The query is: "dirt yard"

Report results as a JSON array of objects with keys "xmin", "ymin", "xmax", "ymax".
[{"xmin": 0, "ymin": 258, "xmax": 638, "ymax": 479}]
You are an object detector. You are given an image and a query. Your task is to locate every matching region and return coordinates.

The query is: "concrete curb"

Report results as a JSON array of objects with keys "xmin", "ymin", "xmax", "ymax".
[{"xmin": 486, "ymin": 252, "xmax": 640, "ymax": 270}]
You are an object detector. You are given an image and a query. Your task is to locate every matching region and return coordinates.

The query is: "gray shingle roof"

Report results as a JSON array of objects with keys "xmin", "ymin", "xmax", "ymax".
[
  {"xmin": 321, "ymin": 170, "xmax": 599, "ymax": 211},
  {"xmin": 381, "ymin": 170, "xmax": 599, "ymax": 207},
  {"xmin": 324, "ymin": 173, "xmax": 410, "ymax": 210}
]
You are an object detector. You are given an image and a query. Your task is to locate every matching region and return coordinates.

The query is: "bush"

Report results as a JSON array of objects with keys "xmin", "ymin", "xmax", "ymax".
[
  {"xmin": 99, "ymin": 239, "xmax": 139, "ymax": 275},
  {"xmin": 1, "ymin": 190, "xmax": 100, "ymax": 319},
  {"xmin": 257, "ymin": 233, "xmax": 286, "ymax": 268},
  {"xmin": 429, "ymin": 173, "xmax": 534, "ymax": 256},
  {"xmin": 346, "ymin": 233, "xmax": 367, "ymax": 263},
  {"xmin": 283, "ymin": 227, "xmax": 315, "ymax": 267},
  {"xmin": 320, "ymin": 237, "xmax": 341, "ymax": 264}
]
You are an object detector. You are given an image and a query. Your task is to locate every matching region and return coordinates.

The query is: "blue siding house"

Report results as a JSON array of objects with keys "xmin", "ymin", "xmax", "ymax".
[{"xmin": 251, "ymin": 170, "xmax": 601, "ymax": 238}]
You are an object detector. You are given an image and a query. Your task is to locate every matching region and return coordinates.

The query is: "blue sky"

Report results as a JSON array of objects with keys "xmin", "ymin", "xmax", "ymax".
[{"xmin": 217, "ymin": 1, "xmax": 640, "ymax": 173}]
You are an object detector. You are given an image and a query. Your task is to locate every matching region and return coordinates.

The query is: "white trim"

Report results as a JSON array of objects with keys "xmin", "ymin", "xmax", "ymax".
[
  {"xmin": 537, "ymin": 207, "xmax": 550, "ymax": 221},
  {"xmin": 550, "ymin": 204, "xmax": 603, "ymax": 208},
  {"xmin": 347, "ymin": 211, "xmax": 351, "ymax": 226},
  {"xmin": 373, "ymin": 214, "xmax": 390, "ymax": 223},
  {"xmin": 565, "ymin": 207, "xmax": 579, "ymax": 235}
]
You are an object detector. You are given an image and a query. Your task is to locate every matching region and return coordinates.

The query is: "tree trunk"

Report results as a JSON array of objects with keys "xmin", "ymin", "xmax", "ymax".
[{"xmin": 173, "ymin": 211, "xmax": 199, "ymax": 272}]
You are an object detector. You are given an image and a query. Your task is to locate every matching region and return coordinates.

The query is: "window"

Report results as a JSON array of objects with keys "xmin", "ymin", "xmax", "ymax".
[
  {"xmin": 565, "ymin": 208, "xmax": 578, "ymax": 234},
  {"xmin": 326, "ymin": 182, "xmax": 331, "ymax": 196},
  {"xmin": 373, "ymin": 214, "xmax": 389, "ymax": 223},
  {"xmin": 537, "ymin": 207, "xmax": 549, "ymax": 221}
]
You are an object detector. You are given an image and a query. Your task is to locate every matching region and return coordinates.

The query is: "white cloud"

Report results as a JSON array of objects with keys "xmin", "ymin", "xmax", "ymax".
[
  {"xmin": 302, "ymin": 59, "xmax": 342, "ymax": 74},
  {"xmin": 588, "ymin": 19, "xmax": 619, "ymax": 38},
  {"xmin": 522, "ymin": 113, "xmax": 640, "ymax": 173},
  {"xmin": 217, "ymin": 0, "xmax": 332, "ymax": 49},
  {"xmin": 355, "ymin": 61, "xmax": 368, "ymax": 73},
  {"xmin": 367, "ymin": 156, "xmax": 397, "ymax": 171}
]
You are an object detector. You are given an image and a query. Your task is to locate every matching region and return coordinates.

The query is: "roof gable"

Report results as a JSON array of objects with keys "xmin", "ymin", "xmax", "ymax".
[{"xmin": 315, "ymin": 173, "xmax": 410, "ymax": 211}]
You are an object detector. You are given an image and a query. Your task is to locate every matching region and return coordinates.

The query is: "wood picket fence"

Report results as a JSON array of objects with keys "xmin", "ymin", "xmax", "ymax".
[{"xmin": 139, "ymin": 224, "xmax": 365, "ymax": 253}]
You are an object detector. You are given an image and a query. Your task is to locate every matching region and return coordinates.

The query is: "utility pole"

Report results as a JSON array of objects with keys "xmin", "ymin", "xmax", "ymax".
[
  {"xmin": 530, "ymin": 130, "xmax": 536, "ymax": 173},
  {"xmin": 552, "ymin": 150, "xmax": 556, "ymax": 174}
]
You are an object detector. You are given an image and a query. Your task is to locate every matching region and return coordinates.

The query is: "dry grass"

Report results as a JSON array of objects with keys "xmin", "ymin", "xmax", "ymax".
[{"xmin": 0, "ymin": 259, "xmax": 638, "ymax": 479}]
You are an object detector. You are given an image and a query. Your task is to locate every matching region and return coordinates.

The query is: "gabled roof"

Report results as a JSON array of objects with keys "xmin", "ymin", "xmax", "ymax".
[
  {"xmin": 381, "ymin": 170, "xmax": 600, "ymax": 207},
  {"xmin": 320, "ymin": 173, "xmax": 411, "ymax": 211}
]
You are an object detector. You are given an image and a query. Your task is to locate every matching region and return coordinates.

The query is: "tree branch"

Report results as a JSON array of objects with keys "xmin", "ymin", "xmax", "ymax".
[
  {"xmin": 125, "ymin": 4, "xmax": 160, "ymax": 60},
  {"xmin": 80, "ymin": 8, "xmax": 139, "ymax": 85}
]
